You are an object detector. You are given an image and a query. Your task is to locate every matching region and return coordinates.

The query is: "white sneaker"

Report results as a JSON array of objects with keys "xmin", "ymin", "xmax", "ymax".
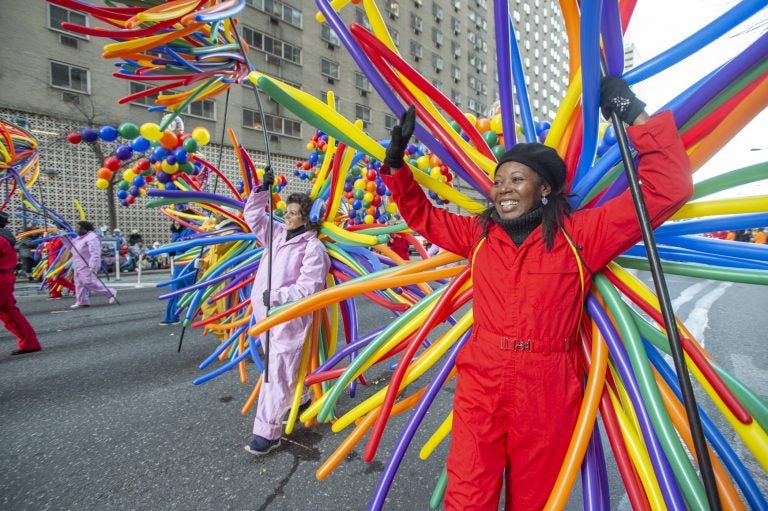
[
  {"xmin": 108, "ymin": 289, "xmax": 117, "ymax": 304},
  {"xmin": 70, "ymin": 303, "xmax": 89, "ymax": 309}
]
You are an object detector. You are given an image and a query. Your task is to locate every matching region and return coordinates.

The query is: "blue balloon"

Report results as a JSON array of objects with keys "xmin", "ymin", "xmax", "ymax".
[
  {"xmin": 603, "ymin": 126, "xmax": 617, "ymax": 146},
  {"xmin": 165, "ymin": 182, "xmax": 177, "ymax": 191},
  {"xmin": 173, "ymin": 147, "xmax": 188, "ymax": 164},
  {"xmin": 156, "ymin": 171, "xmax": 171, "ymax": 184},
  {"xmin": 98, "ymin": 125, "xmax": 118, "ymax": 142},
  {"xmin": 116, "ymin": 189, "xmax": 128, "ymax": 199},
  {"xmin": 131, "ymin": 136, "xmax": 151, "ymax": 152},
  {"xmin": 165, "ymin": 155, "xmax": 177, "ymax": 166},
  {"xmin": 129, "ymin": 186, "xmax": 141, "ymax": 197},
  {"xmin": 132, "ymin": 176, "xmax": 146, "ymax": 187},
  {"xmin": 114, "ymin": 145, "xmax": 133, "ymax": 160},
  {"xmin": 80, "ymin": 128, "xmax": 98, "ymax": 143},
  {"xmin": 152, "ymin": 147, "xmax": 170, "ymax": 160}
]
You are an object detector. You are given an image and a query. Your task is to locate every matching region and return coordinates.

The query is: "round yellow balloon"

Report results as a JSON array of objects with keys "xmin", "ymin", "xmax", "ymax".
[
  {"xmin": 95, "ymin": 178, "xmax": 109, "ymax": 190},
  {"xmin": 416, "ymin": 155, "xmax": 430, "ymax": 170},
  {"xmin": 364, "ymin": 214, "xmax": 374, "ymax": 224},
  {"xmin": 464, "ymin": 113, "xmax": 477, "ymax": 126},
  {"xmin": 162, "ymin": 160, "xmax": 179, "ymax": 174},
  {"xmin": 192, "ymin": 127, "xmax": 211, "ymax": 145},
  {"xmin": 276, "ymin": 200, "xmax": 287, "ymax": 210},
  {"xmin": 386, "ymin": 202, "xmax": 398, "ymax": 214},
  {"xmin": 140, "ymin": 122, "xmax": 162, "ymax": 141},
  {"xmin": 490, "ymin": 114, "xmax": 503, "ymax": 134},
  {"xmin": 122, "ymin": 170, "xmax": 136, "ymax": 181}
]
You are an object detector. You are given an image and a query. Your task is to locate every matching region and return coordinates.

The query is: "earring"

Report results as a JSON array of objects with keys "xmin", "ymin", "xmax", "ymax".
[{"xmin": 541, "ymin": 195, "xmax": 549, "ymax": 206}]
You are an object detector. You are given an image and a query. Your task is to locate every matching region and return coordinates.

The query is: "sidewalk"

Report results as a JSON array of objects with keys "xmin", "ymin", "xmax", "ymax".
[{"xmin": 13, "ymin": 269, "xmax": 172, "ymax": 297}]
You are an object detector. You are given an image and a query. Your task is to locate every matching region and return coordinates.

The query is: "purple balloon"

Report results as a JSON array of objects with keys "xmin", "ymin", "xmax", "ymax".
[
  {"xmin": 114, "ymin": 145, "xmax": 133, "ymax": 160},
  {"xmin": 80, "ymin": 128, "xmax": 98, "ymax": 143}
]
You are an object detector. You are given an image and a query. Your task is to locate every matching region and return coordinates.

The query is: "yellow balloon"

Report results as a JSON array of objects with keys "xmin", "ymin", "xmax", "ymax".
[
  {"xmin": 353, "ymin": 179, "xmax": 365, "ymax": 190},
  {"xmin": 429, "ymin": 167, "xmax": 443, "ymax": 179},
  {"xmin": 95, "ymin": 178, "xmax": 109, "ymax": 190},
  {"xmin": 306, "ymin": 142, "xmax": 315, "ymax": 150},
  {"xmin": 516, "ymin": 122, "xmax": 523, "ymax": 135},
  {"xmin": 416, "ymin": 155, "xmax": 430, "ymax": 170},
  {"xmin": 490, "ymin": 114, "xmax": 503, "ymax": 134},
  {"xmin": 256, "ymin": 168, "xmax": 265, "ymax": 179},
  {"xmin": 387, "ymin": 202, "xmax": 398, "ymax": 214},
  {"xmin": 162, "ymin": 160, "xmax": 179, "ymax": 174},
  {"xmin": 464, "ymin": 113, "xmax": 477, "ymax": 126},
  {"xmin": 363, "ymin": 192, "xmax": 374, "ymax": 203},
  {"xmin": 140, "ymin": 188, "xmax": 147, "ymax": 197},
  {"xmin": 192, "ymin": 127, "xmax": 211, "ymax": 145},
  {"xmin": 140, "ymin": 122, "xmax": 161, "ymax": 141},
  {"xmin": 276, "ymin": 200, "xmax": 286, "ymax": 210},
  {"xmin": 364, "ymin": 214, "xmax": 374, "ymax": 224},
  {"xmin": 122, "ymin": 170, "xmax": 136, "ymax": 181}
]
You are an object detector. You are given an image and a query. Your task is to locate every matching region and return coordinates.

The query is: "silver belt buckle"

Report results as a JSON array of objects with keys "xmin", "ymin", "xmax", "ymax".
[{"xmin": 514, "ymin": 339, "xmax": 531, "ymax": 352}]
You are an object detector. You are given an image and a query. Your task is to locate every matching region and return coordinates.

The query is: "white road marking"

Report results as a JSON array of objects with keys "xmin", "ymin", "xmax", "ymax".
[
  {"xmin": 672, "ymin": 280, "xmax": 712, "ymax": 311},
  {"xmin": 683, "ymin": 282, "xmax": 732, "ymax": 348}
]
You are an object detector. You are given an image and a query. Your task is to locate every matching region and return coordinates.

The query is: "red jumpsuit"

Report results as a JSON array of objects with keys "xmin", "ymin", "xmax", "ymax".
[
  {"xmin": 381, "ymin": 111, "xmax": 692, "ymax": 510},
  {"xmin": 0, "ymin": 231, "xmax": 41, "ymax": 352},
  {"xmin": 44, "ymin": 237, "xmax": 74, "ymax": 298}
]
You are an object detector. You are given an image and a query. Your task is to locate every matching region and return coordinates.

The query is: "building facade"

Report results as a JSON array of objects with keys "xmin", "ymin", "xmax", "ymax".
[{"xmin": 0, "ymin": 1, "xmax": 569, "ymax": 239}]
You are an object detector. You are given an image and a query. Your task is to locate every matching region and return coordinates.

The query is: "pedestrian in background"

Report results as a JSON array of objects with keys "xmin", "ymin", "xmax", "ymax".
[
  {"xmin": 0, "ymin": 211, "xmax": 42, "ymax": 355},
  {"xmin": 242, "ymin": 169, "xmax": 330, "ymax": 456},
  {"xmin": 378, "ymin": 77, "xmax": 693, "ymax": 510},
  {"xmin": 62, "ymin": 221, "xmax": 117, "ymax": 308}
]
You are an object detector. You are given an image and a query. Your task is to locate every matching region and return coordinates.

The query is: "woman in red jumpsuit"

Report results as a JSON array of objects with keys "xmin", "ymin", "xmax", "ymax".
[{"xmin": 379, "ymin": 78, "xmax": 693, "ymax": 510}]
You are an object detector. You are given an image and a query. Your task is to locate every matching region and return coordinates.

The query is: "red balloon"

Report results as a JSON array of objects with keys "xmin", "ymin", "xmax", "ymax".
[
  {"xmin": 126, "ymin": 195, "xmax": 136, "ymax": 204},
  {"xmin": 366, "ymin": 169, "xmax": 377, "ymax": 181},
  {"xmin": 104, "ymin": 156, "xmax": 121, "ymax": 171},
  {"xmin": 67, "ymin": 132, "xmax": 81, "ymax": 144},
  {"xmin": 136, "ymin": 158, "xmax": 151, "ymax": 171}
]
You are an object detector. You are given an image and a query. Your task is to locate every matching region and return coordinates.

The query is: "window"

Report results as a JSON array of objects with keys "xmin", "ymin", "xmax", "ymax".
[
  {"xmin": 321, "ymin": 91, "xmax": 341, "ymax": 110},
  {"xmin": 48, "ymin": 5, "xmax": 88, "ymax": 39},
  {"xmin": 355, "ymin": 72, "xmax": 371, "ymax": 92},
  {"xmin": 451, "ymin": 65, "xmax": 461, "ymax": 82},
  {"xmin": 410, "ymin": 13, "xmax": 423, "ymax": 33},
  {"xmin": 452, "ymin": 0, "xmax": 460, "ymax": 11},
  {"xmin": 243, "ymin": 109, "xmax": 301, "ymax": 138},
  {"xmin": 321, "ymin": 24, "xmax": 340, "ymax": 47},
  {"xmin": 385, "ymin": 0, "xmax": 400, "ymax": 19},
  {"xmin": 451, "ymin": 17, "xmax": 460, "ymax": 34},
  {"xmin": 387, "ymin": 25, "xmax": 400, "ymax": 46},
  {"xmin": 431, "ymin": 78, "xmax": 443, "ymax": 90},
  {"xmin": 129, "ymin": 82, "xmax": 162, "ymax": 106},
  {"xmin": 355, "ymin": 8, "xmax": 372, "ymax": 29},
  {"xmin": 451, "ymin": 89, "xmax": 461, "ymax": 107},
  {"xmin": 187, "ymin": 99, "xmax": 216, "ymax": 120},
  {"xmin": 246, "ymin": 0, "xmax": 302, "ymax": 28},
  {"xmin": 432, "ymin": 1, "xmax": 443, "ymax": 20},
  {"xmin": 384, "ymin": 114, "xmax": 397, "ymax": 131},
  {"xmin": 432, "ymin": 53, "xmax": 444, "ymax": 71},
  {"xmin": 410, "ymin": 40, "xmax": 423, "ymax": 60},
  {"xmin": 242, "ymin": 27, "xmax": 301, "ymax": 64},
  {"xmin": 451, "ymin": 41, "xmax": 461, "ymax": 59},
  {"xmin": 432, "ymin": 28, "xmax": 443, "ymax": 47},
  {"xmin": 50, "ymin": 61, "xmax": 89, "ymax": 93},
  {"xmin": 321, "ymin": 58, "xmax": 340, "ymax": 80},
  {"xmin": 355, "ymin": 104, "xmax": 371, "ymax": 128}
]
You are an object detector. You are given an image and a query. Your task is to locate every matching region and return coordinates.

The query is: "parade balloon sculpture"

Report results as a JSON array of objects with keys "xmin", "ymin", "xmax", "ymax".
[{"xmin": 50, "ymin": 0, "xmax": 768, "ymax": 510}]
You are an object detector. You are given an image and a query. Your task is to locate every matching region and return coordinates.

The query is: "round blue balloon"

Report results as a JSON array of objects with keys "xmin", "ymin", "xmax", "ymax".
[
  {"xmin": 131, "ymin": 136, "xmax": 151, "ymax": 152},
  {"xmin": 173, "ymin": 147, "xmax": 188, "ymax": 164},
  {"xmin": 114, "ymin": 145, "xmax": 133, "ymax": 160},
  {"xmin": 132, "ymin": 176, "xmax": 146, "ymax": 187},
  {"xmin": 116, "ymin": 189, "xmax": 128, "ymax": 199},
  {"xmin": 80, "ymin": 128, "xmax": 98, "ymax": 143},
  {"xmin": 98, "ymin": 125, "xmax": 118, "ymax": 142},
  {"xmin": 156, "ymin": 171, "xmax": 171, "ymax": 184}
]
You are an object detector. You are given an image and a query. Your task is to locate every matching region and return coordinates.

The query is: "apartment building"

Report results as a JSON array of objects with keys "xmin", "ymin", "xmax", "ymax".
[{"xmin": 0, "ymin": 0, "xmax": 569, "ymax": 238}]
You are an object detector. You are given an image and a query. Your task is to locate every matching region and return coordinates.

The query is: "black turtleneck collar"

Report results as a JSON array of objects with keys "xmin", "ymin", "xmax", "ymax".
[
  {"xmin": 285, "ymin": 225, "xmax": 309, "ymax": 241},
  {"xmin": 491, "ymin": 205, "xmax": 543, "ymax": 247}
]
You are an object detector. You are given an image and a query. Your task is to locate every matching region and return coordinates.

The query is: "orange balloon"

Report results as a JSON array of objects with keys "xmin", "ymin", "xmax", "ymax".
[
  {"xmin": 365, "ymin": 181, "xmax": 377, "ymax": 193},
  {"xmin": 476, "ymin": 118, "xmax": 491, "ymax": 133},
  {"xmin": 159, "ymin": 130, "xmax": 178, "ymax": 150},
  {"xmin": 96, "ymin": 167, "xmax": 113, "ymax": 180},
  {"xmin": 429, "ymin": 154, "xmax": 441, "ymax": 167}
]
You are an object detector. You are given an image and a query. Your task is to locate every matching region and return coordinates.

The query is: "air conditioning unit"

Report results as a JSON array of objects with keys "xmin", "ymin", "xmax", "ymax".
[
  {"xmin": 359, "ymin": 89, "xmax": 368, "ymax": 97},
  {"xmin": 270, "ymin": 16, "xmax": 279, "ymax": 24},
  {"xmin": 327, "ymin": 77, "xmax": 335, "ymax": 84},
  {"xmin": 62, "ymin": 92, "xmax": 80, "ymax": 104},
  {"xmin": 327, "ymin": 43, "xmax": 336, "ymax": 50},
  {"xmin": 270, "ymin": 134, "xmax": 279, "ymax": 142}
]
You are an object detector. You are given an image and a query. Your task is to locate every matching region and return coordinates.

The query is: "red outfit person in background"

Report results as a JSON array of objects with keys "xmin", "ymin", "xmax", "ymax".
[
  {"xmin": 379, "ymin": 78, "xmax": 693, "ymax": 510},
  {"xmin": 43, "ymin": 236, "xmax": 74, "ymax": 299},
  {"xmin": 0, "ymin": 211, "xmax": 42, "ymax": 355}
]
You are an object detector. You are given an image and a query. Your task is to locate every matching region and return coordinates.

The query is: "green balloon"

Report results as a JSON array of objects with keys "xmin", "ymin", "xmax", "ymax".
[
  {"xmin": 491, "ymin": 144, "xmax": 506, "ymax": 160},
  {"xmin": 117, "ymin": 180, "xmax": 130, "ymax": 191},
  {"xmin": 118, "ymin": 122, "xmax": 139, "ymax": 139},
  {"xmin": 180, "ymin": 162, "xmax": 194, "ymax": 174},
  {"xmin": 274, "ymin": 209, "xmax": 284, "ymax": 217},
  {"xmin": 482, "ymin": 130, "xmax": 498, "ymax": 147},
  {"xmin": 353, "ymin": 189, "xmax": 365, "ymax": 200},
  {"xmin": 182, "ymin": 137, "xmax": 199, "ymax": 153},
  {"xmin": 449, "ymin": 121, "xmax": 462, "ymax": 133}
]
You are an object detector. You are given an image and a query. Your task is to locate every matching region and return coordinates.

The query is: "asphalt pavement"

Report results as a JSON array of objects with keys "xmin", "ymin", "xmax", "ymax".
[{"xmin": 1, "ymin": 272, "xmax": 766, "ymax": 510}]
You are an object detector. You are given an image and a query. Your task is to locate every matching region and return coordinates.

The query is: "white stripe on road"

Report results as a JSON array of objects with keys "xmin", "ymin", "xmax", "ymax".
[{"xmin": 683, "ymin": 282, "xmax": 733, "ymax": 348}]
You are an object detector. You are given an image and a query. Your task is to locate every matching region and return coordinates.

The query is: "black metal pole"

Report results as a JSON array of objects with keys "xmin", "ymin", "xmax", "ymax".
[
  {"xmin": 232, "ymin": 18, "xmax": 274, "ymax": 382},
  {"xmin": 601, "ymin": 62, "xmax": 721, "ymax": 510}
]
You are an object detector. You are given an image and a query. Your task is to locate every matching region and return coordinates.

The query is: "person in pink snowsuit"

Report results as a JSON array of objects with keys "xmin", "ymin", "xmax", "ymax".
[
  {"xmin": 243, "ymin": 170, "xmax": 330, "ymax": 456},
  {"xmin": 62, "ymin": 221, "xmax": 117, "ymax": 308}
]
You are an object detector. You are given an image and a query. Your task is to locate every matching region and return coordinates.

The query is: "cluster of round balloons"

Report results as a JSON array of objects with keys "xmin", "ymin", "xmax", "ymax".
[
  {"xmin": 294, "ymin": 130, "xmax": 330, "ymax": 183},
  {"xmin": 404, "ymin": 143, "xmax": 454, "ymax": 206},
  {"xmin": 343, "ymin": 158, "xmax": 398, "ymax": 225},
  {"xmin": 254, "ymin": 167, "xmax": 290, "ymax": 217},
  {"xmin": 67, "ymin": 121, "xmax": 212, "ymax": 206}
]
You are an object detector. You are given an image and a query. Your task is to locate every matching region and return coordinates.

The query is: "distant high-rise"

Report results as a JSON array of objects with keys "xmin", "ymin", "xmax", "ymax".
[{"xmin": 0, "ymin": 1, "xmax": 570, "ymax": 237}]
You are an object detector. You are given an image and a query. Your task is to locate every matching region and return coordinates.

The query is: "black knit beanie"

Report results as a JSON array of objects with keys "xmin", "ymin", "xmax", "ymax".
[
  {"xmin": 77, "ymin": 220, "xmax": 95, "ymax": 232},
  {"xmin": 495, "ymin": 143, "xmax": 566, "ymax": 191}
]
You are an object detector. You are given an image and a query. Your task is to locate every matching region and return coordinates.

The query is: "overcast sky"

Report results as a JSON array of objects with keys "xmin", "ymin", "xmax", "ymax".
[{"xmin": 626, "ymin": 0, "xmax": 767, "ymax": 197}]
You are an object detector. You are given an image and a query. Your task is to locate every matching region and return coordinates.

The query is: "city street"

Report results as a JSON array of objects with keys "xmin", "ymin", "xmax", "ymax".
[{"xmin": 2, "ymin": 271, "xmax": 766, "ymax": 510}]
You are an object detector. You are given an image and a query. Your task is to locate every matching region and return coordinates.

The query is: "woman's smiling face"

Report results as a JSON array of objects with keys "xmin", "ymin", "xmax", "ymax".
[
  {"xmin": 491, "ymin": 162, "xmax": 550, "ymax": 220},
  {"xmin": 284, "ymin": 202, "xmax": 307, "ymax": 230}
]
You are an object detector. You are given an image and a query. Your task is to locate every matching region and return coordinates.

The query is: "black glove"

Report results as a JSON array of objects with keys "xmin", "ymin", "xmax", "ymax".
[
  {"xmin": 600, "ymin": 76, "xmax": 646, "ymax": 125},
  {"xmin": 383, "ymin": 106, "xmax": 416, "ymax": 170},
  {"xmin": 257, "ymin": 169, "xmax": 274, "ymax": 192},
  {"xmin": 262, "ymin": 290, "xmax": 270, "ymax": 307}
]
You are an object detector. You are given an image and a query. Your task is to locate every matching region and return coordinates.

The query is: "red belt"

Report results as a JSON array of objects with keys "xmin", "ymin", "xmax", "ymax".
[{"xmin": 475, "ymin": 330, "xmax": 575, "ymax": 353}]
